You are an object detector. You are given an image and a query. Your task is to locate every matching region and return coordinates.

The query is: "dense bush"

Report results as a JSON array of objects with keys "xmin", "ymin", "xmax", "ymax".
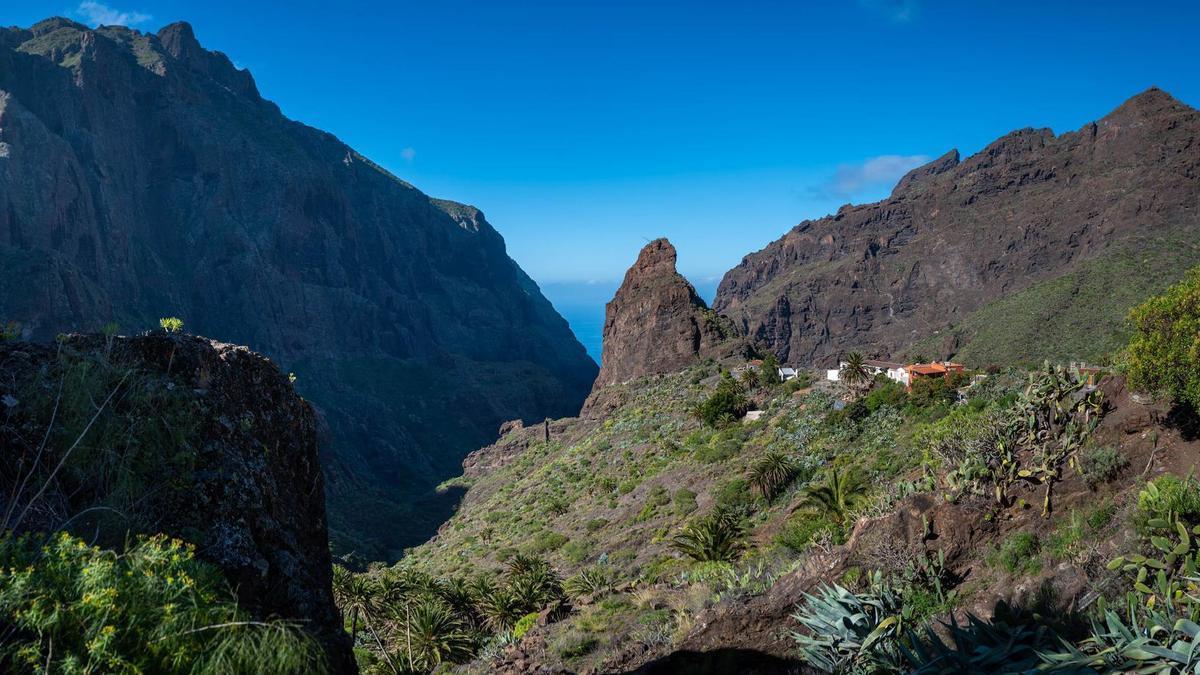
[
  {"xmin": 1126, "ymin": 266, "xmax": 1200, "ymax": 410},
  {"xmin": 1078, "ymin": 444, "xmax": 1129, "ymax": 488},
  {"xmin": 0, "ymin": 532, "xmax": 325, "ymax": 674},
  {"xmin": 693, "ymin": 373, "xmax": 751, "ymax": 428}
]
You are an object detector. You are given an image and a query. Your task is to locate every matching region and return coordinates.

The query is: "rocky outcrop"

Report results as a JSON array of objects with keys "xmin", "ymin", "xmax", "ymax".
[
  {"xmin": 0, "ymin": 18, "xmax": 597, "ymax": 558},
  {"xmin": 594, "ymin": 239, "xmax": 747, "ymax": 389},
  {"xmin": 0, "ymin": 333, "xmax": 354, "ymax": 671},
  {"xmin": 714, "ymin": 88, "xmax": 1200, "ymax": 366}
]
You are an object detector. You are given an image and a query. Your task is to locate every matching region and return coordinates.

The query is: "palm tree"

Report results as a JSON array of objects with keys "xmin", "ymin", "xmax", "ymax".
[
  {"xmin": 839, "ymin": 352, "xmax": 871, "ymax": 393},
  {"xmin": 749, "ymin": 450, "xmax": 802, "ymax": 501},
  {"xmin": 800, "ymin": 466, "xmax": 870, "ymax": 524},
  {"xmin": 671, "ymin": 506, "xmax": 745, "ymax": 562},
  {"xmin": 331, "ymin": 569, "xmax": 375, "ymax": 647},
  {"xmin": 388, "ymin": 596, "xmax": 474, "ymax": 672}
]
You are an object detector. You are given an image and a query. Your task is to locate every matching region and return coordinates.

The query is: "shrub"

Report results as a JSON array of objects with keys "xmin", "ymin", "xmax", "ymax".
[
  {"xmin": 159, "ymin": 316, "xmax": 184, "ymax": 333},
  {"xmin": 776, "ymin": 514, "xmax": 843, "ymax": 553},
  {"xmin": 987, "ymin": 532, "xmax": 1042, "ymax": 576},
  {"xmin": 673, "ymin": 488, "xmax": 698, "ymax": 517},
  {"xmin": 694, "ymin": 373, "xmax": 751, "ymax": 428},
  {"xmin": 693, "ymin": 427, "xmax": 747, "ymax": 463},
  {"xmin": 863, "ymin": 379, "xmax": 907, "ymax": 413},
  {"xmin": 564, "ymin": 565, "xmax": 616, "ymax": 599},
  {"xmin": 783, "ymin": 373, "xmax": 812, "ymax": 394},
  {"xmin": 511, "ymin": 611, "xmax": 539, "ymax": 640},
  {"xmin": 528, "ymin": 531, "xmax": 569, "ymax": 554},
  {"xmin": 1126, "ymin": 266, "xmax": 1200, "ymax": 410},
  {"xmin": 1134, "ymin": 474, "xmax": 1200, "ymax": 534},
  {"xmin": 714, "ymin": 478, "xmax": 753, "ymax": 511},
  {"xmin": 1078, "ymin": 444, "xmax": 1129, "ymax": 488},
  {"xmin": 0, "ymin": 531, "xmax": 324, "ymax": 674},
  {"xmin": 553, "ymin": 629, "xmax": 599, "ymax": 659},
  {"xmin": 585, "ymin": 518, "xmax": 609, "ymax": 533}
]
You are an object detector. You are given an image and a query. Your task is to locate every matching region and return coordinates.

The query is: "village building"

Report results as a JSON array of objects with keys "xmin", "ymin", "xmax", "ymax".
[
  {"xmin": 825, "ymin": 358, "xmax": 907, "ymax": 384},
  {"xmin": 901, "ymin": 361, "xmax": 966, "ymax": 387},
  {"xmin": 777, "ymin": 367, "xmax": 799, "ymax": 381}
]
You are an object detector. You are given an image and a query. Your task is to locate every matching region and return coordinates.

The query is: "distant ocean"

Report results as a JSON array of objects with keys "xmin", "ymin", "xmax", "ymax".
[
  {"xmin": 556, "ymin": 304, "xmax": 605, "ymax": 363},
  {"xmin": 540, "ymin": 278, "xmax": 720, "ymax": 367}
]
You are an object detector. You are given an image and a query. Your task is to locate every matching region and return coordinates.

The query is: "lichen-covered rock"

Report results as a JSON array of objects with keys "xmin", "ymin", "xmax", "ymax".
[{"xmin": 0, "ymin": 333, "xmax": 354, "ymax": 672}]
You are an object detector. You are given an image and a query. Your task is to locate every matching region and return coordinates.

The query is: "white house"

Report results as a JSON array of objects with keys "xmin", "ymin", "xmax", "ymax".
[
  {"xmin": 827, "ymin": 359, "xmax": 907, "ymax": 384},
  {"xmin": 777, "ymin": 367, "xmax": 799, "ymax": 381}
]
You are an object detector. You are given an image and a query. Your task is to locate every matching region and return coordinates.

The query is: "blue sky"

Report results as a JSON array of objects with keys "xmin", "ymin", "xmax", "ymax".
[{"xmin": 5, "ymin": 1, "xmax": 1199, "ymax": 293}]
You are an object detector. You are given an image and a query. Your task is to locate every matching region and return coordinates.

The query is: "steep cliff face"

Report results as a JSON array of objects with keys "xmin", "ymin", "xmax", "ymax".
[
  {"xmin": 0, "ymin": 18, "xmax": 597, "ymax": 558},
  {"xmin": 0, "ymin": 333, "xmax": 354, "ymax": 671},
  {"xmin": 714, "ymin": 88, "xmax": 1200, "ymax": 366},
  {"xmin": 593, "ymin": 239, "xmax": 747, "ymax": 389}
]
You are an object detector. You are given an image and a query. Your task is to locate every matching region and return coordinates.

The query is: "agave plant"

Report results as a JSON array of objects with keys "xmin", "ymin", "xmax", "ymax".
[
  {"xmin": 671, "ymin": 506, "xmax": 744, "ymax": 563},
  {"xmin": 564, "ymin": 564, "xmax": 616, "ymax": 599},
  {"xmin": 749, "ymin": 450, "xmax": 802, "ymax": 501},
  {"xmin": 900, "ymin": 609, "xmax": 1058, "ymax": 673},
  {"xmin": 1040, "ymin": 608, "xmax": 1200, "ymax": 673},
  {"xmin": 789, "ymin": 574, "xmax": 906, "ymax": 673}
]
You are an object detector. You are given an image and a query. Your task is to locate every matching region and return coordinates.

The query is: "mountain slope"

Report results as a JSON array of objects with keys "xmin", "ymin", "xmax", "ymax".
[
  {"xmin": 713, "ymin": 88, "xmax": 1200, "ymax": 366},
  {"xmin": 0, "ymin": 18, "xmax": 597, "ymax": 559}
]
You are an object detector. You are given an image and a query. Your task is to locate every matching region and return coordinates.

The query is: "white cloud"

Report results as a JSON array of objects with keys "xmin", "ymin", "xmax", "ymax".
[
  {"xmin": 814, "ymin": 154, "xmax": 931, "ymax": 199},
  {"xmin": 858, "ymin": 0, "xmax": 918, "ymax": 22},
  {"xmin": 400, "ymin": 147, "xmax": 416, "ymax": 162},
  {"xmin": 75, "ymin": 1, "xmax": 151, "ymax": 27}
]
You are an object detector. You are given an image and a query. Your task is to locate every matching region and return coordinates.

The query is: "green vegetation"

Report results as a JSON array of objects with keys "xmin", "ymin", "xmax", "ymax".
[
  {"xmin": 670, "ymin": 507, "xmax": 744, "ymax": 563},
  {"xmin": 159, "ymin": 316, "xmax": 184, "ymax": 333},
  {"xmin": 0, "ymin": 532, "xmax": 324, "ymax": 674},
  {"xmin": 986, "ymin": 532, "xmax": 1042, "ymax": 576},
  {"xmin": 1126, "ymin": 265, "xmax": 1200, "ymax": 410},
  {"xmin": 1079, "ymin": 444, "xmax": 1129, "ymax": 488},
  {"xmin": 748, "ymin": 450, "xmax": 803, "ymax": 501},
  {"xmin": 693, "ymin": 372, "xmax": 750, "ymax": 427},
  {"xmin": 798, "ymin": 466, "xmax": 870, "ymax": 525},
  {"xmin": 332, "ymin": 554, "xmax": 566, "ymax": 672},
  {"xmin": 907, "ymin": 239, "xmax": 1200, "ymax": 366}
]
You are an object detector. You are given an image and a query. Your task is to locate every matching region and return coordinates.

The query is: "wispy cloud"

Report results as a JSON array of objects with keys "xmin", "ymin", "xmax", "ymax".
[
  {"xmin": 858, "ymin": 0, "xmax": 918, "ymax": 22},
  {"xmin": 400, "ymin": 147, "xmax": 416, "ymax": 162},
  {"xmin": 75, "ymin": 1, "xmax": 151, "ymax": 27},
  {"xmin": 811, "ymin": 154, "xmax": 931, "ymax": 199}
]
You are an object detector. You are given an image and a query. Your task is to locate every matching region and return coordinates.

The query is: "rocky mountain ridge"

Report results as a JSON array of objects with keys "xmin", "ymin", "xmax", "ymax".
[
  {"xmin": 594, "ymin": 238, "xmax": 749, "ymax": 390},
  {"xmin": 713, "ymin": 87, "xmax": 1200, "ymax": 367},
  {"xmin": 0, "ymin": 17, "xmax": 597, "ymax": 559}
]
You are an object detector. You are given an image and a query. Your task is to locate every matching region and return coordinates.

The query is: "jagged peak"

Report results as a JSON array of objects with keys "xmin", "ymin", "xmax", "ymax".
[
  {"xmin": 29, "ymin": 17, "xmax": 87, "ymax": 36},
  {"xmin": 630, "ymin": 238, "xmax": 679, "ymax": 277},
  {"xmin": 891, "ymin": 149, "xmax": 960, "ymax": 196},
  {"xmin": 1101, "ymin": 86, "xmax": 1190, "ymax": 123},
  {"xmin": 156, "ymin": 21, "xmax": 199, "ymax": 59}
]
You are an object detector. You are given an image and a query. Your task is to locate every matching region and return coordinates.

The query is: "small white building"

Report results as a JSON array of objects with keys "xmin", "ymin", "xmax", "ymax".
[
  {"xmin": 777, "ymin": 367, "xmax": 799, "ymax": 381},
  {"xmin": 827, "ymin": 359, "xmax": 907, "ymax": 385}
]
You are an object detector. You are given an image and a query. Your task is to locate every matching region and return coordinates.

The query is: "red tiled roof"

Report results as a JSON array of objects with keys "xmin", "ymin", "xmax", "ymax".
[{"xmin": 907, "ymin": 363, "xmax": 948, "ymax": 375}]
